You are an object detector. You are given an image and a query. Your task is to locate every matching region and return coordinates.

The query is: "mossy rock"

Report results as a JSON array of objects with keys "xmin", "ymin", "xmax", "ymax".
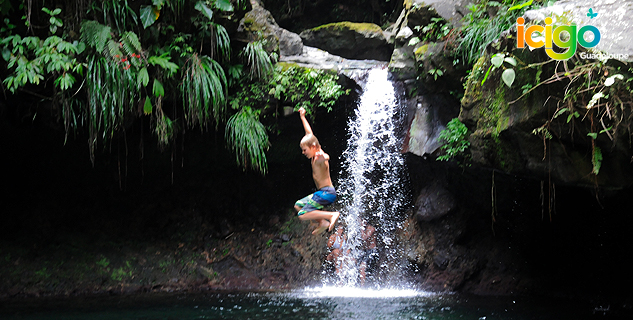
[{"xmin": 299, "ymin": 21, "xmax": 393, "ymax": 61}]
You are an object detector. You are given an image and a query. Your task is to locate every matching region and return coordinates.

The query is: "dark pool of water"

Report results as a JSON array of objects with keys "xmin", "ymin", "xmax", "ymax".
[{"xmin": 1, "ymin": 287, "xmax": 629, "ymax": 319}]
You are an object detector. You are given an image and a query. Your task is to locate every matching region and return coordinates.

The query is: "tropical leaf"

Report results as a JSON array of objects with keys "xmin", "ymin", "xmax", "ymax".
[
  {"xmin": 213, "ymin": 0, "xmax": 233, "ymax": 12},
  {"xmin": 148, "ymin": 53, "xmax": 179, "ymax": 77},
  {"xmin": 140, "ymin": 5, "xmax": 160, "ymax": 29},
  {"xmin": 153, "ymin": 79, "xmax": 164, "ymax": 97},
  {"xmin": 194, "ymin": 1, "xmax": 213, "ymax": 20},
  {"xmin": 137, "ymin": 67, "xmax": 149, "ymax": 87},
  {"xmin": 501, "ymin": 68, "xmax": 515, "ymax": 87},
  {"xmin": 143, "ymin": 96, "xmax": 153, "ymax": 114},
  {"xmin": 120, "ymin": 31, "xmax": 142, "ymax": 55},
  {"xmin": 212, "ymin": 23, "xmax": 230, "ymax": 62},
  {"xmin": 491, "ymin": 53, "xmax": 505, "ymax": 68}
]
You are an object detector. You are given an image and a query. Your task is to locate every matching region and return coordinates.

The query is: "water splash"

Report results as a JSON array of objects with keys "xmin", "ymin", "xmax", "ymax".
[
  {"xmin": 299, "ymin": 286, "xmax": 430, "ymax": 298},
  {"xmin": 326, "ymin": 67, "xmax": 409, "ymax": 287}
]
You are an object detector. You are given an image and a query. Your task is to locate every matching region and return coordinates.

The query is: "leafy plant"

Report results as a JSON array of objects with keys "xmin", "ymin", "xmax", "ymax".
[
  {"xmin": 111, "ymin": 261, "xmax": 132, "ymax": 281},
  {"xmin": 242, "ymin": 40, "xmax": 275, "ymax": 80},
  {"xmin": 437, "ymin": 118, "xmax": 471, "ymax": 162},
  {"xmin": 428, "ymin": 67, "xmax": 444, "ymax": 81},
  {"xmin": 415, "ymin": 17, "xmax": 451, "ymax": 43},
  {"xmin": 42, "ymin": 7, "xmax": 63, "ymax": 34},
  {"xmin": 180, "ymin": 53, "xmax": 227, "ymax": 129},
  {"xmin": 96, "ymin": 257, "xmax": 110, "ymax": 268},
  {"xmin": 225, "ymin": 108, "xmax": 270, "ymax": 174},
  {"xmin": 481, "ymin": 52, "xmax": 517, "ymax": 87},
  {"xmin": 1, "ymin": 0, "xmax": 347, "ymax": 178},
  {"xmin": 458, "ymin": 0, "xmax": 532, "ymax": 64}
]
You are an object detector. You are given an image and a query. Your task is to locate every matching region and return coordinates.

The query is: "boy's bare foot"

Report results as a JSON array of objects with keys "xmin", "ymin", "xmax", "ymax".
[
  {"xmin": 328, "ymin": 211, "xmax": 340, "ymax": 232},
  {"xmin": 312, "ymin": 220, "xmax": 329, "ymax": 235}
]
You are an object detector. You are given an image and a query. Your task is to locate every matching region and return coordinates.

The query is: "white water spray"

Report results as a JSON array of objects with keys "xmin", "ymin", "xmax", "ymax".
[{"xmin": 327, "ymin": 67, "xmax": 409, "ymax": 287}]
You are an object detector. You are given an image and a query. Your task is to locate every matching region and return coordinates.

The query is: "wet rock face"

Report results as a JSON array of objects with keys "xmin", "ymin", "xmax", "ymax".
[{"xmin": 299, "ymin": 22, "xmax": 393, "ymax": 61}]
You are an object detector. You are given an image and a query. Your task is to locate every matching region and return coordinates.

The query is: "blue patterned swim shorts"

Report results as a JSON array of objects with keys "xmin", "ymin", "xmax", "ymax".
[{"xmin": 295, "ymin": 186, "xmax": 337, "ymax": 216}]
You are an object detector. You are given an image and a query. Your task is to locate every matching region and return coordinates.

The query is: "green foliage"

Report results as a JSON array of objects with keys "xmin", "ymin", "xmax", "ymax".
[
  {"xmin": 230, "ymin": 65, "xmax": 347, "ymax": 115},
  {"xmin": 1, "ymin": 1, "xmax": 347, "ymax": 176},
  {"xmin": 437, "ymin": 118, "xmax": 471, "ymax": 162},
  {"xmin": 458, "ymin": 1, "xmax": 532, "ymax": 64},
  {"xmin": 91, "ymin": 0, "xmax": 139, "ymax": 33},
  {"xmin": 530, "ymin": 58, "xmax": 633, "ymax": 177},
  {"xmin": 2, "ymin": 29, "xmax": 82, "ymax": 93},
  {"xmin": 180, "ymin": 53, "xmax": 227, "ymax": 129},
  {"xmin": 111, "ymin": 261, "xmax": 133, "ymax": 281},
  {"xmin": 428, "ymin": 67, "xmax": 444, "ymax": 81},
  {"xmin": 225, "ymin": 108, "xmax": 270, "ymax": 174},
  {"xmin": 96, "ymin": 257, "xmax": 110, "ymax": 268},
  {"xmin": 414, "ymin": 17, "xmax": 451, "ymax": 43},
  {"xmin": 481, "ymin": 52, "xmax": 517, "ymax": 87},
  {"xmin": 85, "ymin": 54, "xmax": 138, "ymax": 160},
  {"xmin": 42, "ymin": 7, "xmax": 63, "ymax": 34},
  {"xmin": 242, "ymin": 40, "xmax": 275, "ymax": 80}
]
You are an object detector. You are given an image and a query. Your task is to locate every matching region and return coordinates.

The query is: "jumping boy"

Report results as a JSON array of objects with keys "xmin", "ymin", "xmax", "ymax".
[{"xmin": 294, "ymin": 107, "xmax": 340, "ymax": 235}]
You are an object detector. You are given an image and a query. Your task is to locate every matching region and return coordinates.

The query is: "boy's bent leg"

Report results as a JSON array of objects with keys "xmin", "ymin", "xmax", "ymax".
[
  {"xmin": 298, "ymin": 210, "xmax": 340, "ymax": 232},
  {"xmin": 298, "ymin": 209, "xmax": 334, "ymax": 222}
]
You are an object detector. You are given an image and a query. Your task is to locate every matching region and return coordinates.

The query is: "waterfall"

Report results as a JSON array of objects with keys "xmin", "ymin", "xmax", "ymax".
[{"xmin": 326, "ymin": 67, "xmax": 409, "ymax": 287}]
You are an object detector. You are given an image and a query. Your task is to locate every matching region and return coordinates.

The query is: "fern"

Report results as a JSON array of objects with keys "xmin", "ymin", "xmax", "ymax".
[
  {"xmin": 180, "ymin": 54, "xmax": 227, "ymax": 129},
  {"xmin": 242, "ymin": 40, "xmax": 273, "ymax": 80},
  {"xmin": 212, "ymin": 23, "xmax": 231, "ymax": 62},
  {"xmin": 80, "ymin": 20, "xmax": 111, "ymax": 53},
  {"xmin": 225, "ymin": 108, "xmax": 270, "ymax": 174},
  {"xmin": 120, "ymin": 31, "xmax": 142, "ymax": 56},
  {"xmin": 85, "ymin": 54, "xmax": 138, "ymax": 163},
  {"xmin": 106, "ymin": 39, "xmax": 123, "ymax": 61}
]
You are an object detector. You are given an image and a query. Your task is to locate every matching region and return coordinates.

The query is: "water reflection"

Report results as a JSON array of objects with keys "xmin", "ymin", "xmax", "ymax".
[{"xmin": 3, "ymin": 288, "xmax": 606, "ymax": 320}]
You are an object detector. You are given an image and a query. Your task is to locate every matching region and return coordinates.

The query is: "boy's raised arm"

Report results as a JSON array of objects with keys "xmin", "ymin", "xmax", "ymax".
[{"xmin": 298, "ymin": 107, "xmax": 313, "ymax": 135}]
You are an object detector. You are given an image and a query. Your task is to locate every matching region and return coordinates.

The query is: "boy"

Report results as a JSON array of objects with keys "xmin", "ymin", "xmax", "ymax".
[{"xmin": 294, "ymin": 107, "xmax": 340, "ymax": 235}]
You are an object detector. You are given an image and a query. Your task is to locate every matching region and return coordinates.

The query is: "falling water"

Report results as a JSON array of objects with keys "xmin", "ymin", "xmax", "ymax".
[{"xmin": 327, "ymin": 67, "xmax": 409, "ymax": 287}]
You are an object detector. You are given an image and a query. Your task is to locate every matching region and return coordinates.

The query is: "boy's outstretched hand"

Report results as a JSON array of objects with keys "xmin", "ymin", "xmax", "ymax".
[{"xmin": 298, "ymin": 107, "xmax": 306, "ymax": 117}]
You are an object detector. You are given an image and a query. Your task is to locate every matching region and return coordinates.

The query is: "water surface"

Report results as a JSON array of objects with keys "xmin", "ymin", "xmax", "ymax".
[{"xmin": 1, "ymin": 287, "xmax": 612, "ymax": 320}]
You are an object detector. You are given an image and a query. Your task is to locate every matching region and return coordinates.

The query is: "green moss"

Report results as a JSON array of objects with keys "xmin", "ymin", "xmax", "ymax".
[
  {"xmin": 414, "ymin": 44, "xmax": 429, "ymax": 59},
  {"xmin": 312, "ymin": 21, "xmax": 383, "ymax": 33},
  {"xmin": 460, "ymin": 56, "xmax": 487, "ymax": 109}
]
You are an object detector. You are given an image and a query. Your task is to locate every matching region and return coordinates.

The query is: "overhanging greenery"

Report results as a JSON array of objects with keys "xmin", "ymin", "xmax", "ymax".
[{"xmin": 0, "ymin": 0, "xmax": 347, "ymax": 175}]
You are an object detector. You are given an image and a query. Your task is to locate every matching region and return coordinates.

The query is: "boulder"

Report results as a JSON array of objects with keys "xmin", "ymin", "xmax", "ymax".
[
  {"xmin": 405, "ymin": 0, "xmax": 470, "ymax": 29},
  {"xmin": 279, "ymin": 46, "xmax": 386, "ymax": 78},
  {"xmin": 388, "ymin": 0, "xmax": 469, "ymax": 83},
  {"xmin": 299, "ymin": 22, "xmax": 393, "ymax": 61},
  {"xmin": 403, "ymin": 94, "xmax": 460, "ymax": 157},
  {"xmin": 236, "ymin": 0, "xmax": 303, "ymax": 56},
  {"xmin": 413, "ymin": 182, "xmax": 456, "ymax": 222}
]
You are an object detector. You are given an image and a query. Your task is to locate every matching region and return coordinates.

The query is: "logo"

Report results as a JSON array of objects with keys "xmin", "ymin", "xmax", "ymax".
[
  {"xmin": 587, "ymin": 8, "xmax": 597, "ymax": 19},
  {"xmin": 516, "ymin": 16, "xmax": 601, "ymax": 60}
]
